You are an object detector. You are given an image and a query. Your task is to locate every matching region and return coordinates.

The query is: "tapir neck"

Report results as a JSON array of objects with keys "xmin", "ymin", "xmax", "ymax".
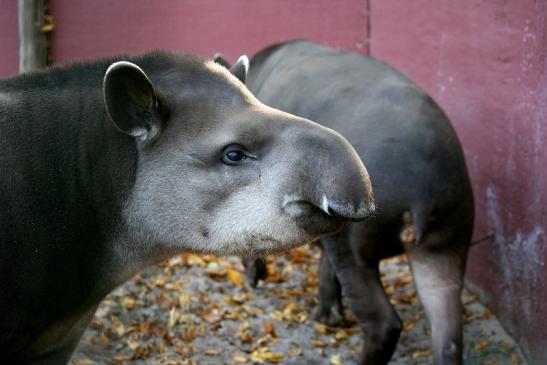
[{"xmin": 1, "ymin": 84, "xmax": 141, "ymax": 321}]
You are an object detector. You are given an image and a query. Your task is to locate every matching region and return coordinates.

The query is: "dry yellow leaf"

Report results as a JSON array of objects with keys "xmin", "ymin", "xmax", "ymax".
[
  {"xmin": 261, "ymin": 321, "xmax": 276, "ymax": 337},
  {"xmin": 204, "ymin": 348, "xmax": 222, "ymax": 356},
  {"xmin": 403, "ymin": 322, "xmax": 416, "ymax": 331},
  {"xmin": 335, "ymin": 329, "xmax": 348, "ymax": 341},
  {"xmin": 511, "ymin": 352, "xmax": 522, "ymax": 364},
  {"xmin": 501, "ymin": 342, "xmax": 514, "ymax": 350},
  {"xmin": 474, "ymin": 339, "xmax": 491, "ymax": 352},
  {"xmin": 270, "ymin": 310, "xmax": 284, "ymax": 321},
  {"xmin": 72, "ymin": 360, "xmax": 94, "ymax": 365},
  {"xmin": 111, "ymin": 355, "xmax": 132, "ymax": 363},
  {"xmin": 311, "ymin": 339, "xmax": 326, "ymax": 348},
  {"xmin": 288, "ymin": 345, "xmax": 302, "ymax": 357},
  {"xmin": 412, "ymin": 348, "xmax": 433, "ymax": 358},
  {"xmin": 126, "ymin": 339, "xmax": 139, "ymax": 351},
  {"xmin": 394, "ymin": 276, "xmax": 413, "ymax": 288},
  {"xmin": 313, "ymin": 321, "xmax": 329, "ymax": 335},
  {"xmin": 250, "ymin": 349, "xmax": 284, "ymax": 363},
  {"xmin": 227, "ymin": 268, "xmax": 245, "ymax": 286},
  {"xmin": 168, "ymin": 306, "xmax": 179, "ymax": 327},
  {"xmin": 120, "ymin": 297, "xmax": 138, "ymax": 310},
  {"xmin": 233, "ymin": 355, "xmax": 248, "ymax": 363},
  {"xmin": 463, "ymin": 292, "xmax": 479, "ymax": 305},
  {"xmin": 330, "ymin": 354, "xmax": 343, "ymax": 365}
]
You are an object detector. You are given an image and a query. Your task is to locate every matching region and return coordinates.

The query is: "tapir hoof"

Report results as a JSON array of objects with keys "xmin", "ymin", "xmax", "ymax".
[{"xmin": 312, "ymin": 304, "xmax": 347, "ymax": 327}]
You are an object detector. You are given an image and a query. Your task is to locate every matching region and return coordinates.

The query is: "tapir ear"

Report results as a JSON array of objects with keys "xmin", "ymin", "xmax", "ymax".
[
  {"xmin": 229, "ymin": 55, "xmax": 249, "ymax": 84},
  {"xmin": 103, "ymin": 61, "xmax": 161, "ymax": 140},
  {"xmin": 213, "ymin": 53, "xmax": 232, "ymax": 69}
]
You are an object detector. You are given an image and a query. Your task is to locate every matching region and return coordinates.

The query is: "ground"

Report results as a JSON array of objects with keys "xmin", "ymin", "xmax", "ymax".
[{"xmin": 71, "ymin": 245, "xmax": 528, "ymax": 365}]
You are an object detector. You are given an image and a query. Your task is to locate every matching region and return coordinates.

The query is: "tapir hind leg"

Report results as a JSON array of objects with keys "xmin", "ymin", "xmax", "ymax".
[
  {"xmin": 404, "ymin": 242, "xmax": 468, "ymax": 365},
  {"xmin": 321, "ymin": 231, "xmax": 402, "ymax": 365}
]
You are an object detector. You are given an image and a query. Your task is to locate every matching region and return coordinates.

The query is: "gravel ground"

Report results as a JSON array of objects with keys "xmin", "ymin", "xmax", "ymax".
[{"xmin": 71, "ymin": 246, "xmax": 528, "ymax": 365}]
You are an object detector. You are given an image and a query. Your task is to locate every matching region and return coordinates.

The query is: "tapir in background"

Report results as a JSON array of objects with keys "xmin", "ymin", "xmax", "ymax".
[
  {"xmin": 226, "ymin": 41, "xmax": 474, "ymax": 365},
  {"xmin": 0, "ymin": 51, "xmax": 374, "ymax": 364}
]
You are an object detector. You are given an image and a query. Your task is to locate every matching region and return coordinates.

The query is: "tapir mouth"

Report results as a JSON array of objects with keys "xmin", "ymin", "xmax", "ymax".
[{"xmin": 283, "ymin": 200, "xmax": 348, "ymax": 235}]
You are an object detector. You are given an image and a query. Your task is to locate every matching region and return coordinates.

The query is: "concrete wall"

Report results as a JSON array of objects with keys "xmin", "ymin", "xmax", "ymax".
[{"xmin": 1, "ymin": 1, "xmax": 545, "ymax": 363}]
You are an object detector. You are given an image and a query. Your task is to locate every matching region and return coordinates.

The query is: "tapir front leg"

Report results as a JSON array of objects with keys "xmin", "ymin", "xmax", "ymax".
[
  {"xmin": 322, "ymin": 232, "xmax": 402, "ymax": 365},
  {"xmin": 405, "ymin": 243, "xmax": 468, "ymax": 365},
  {"xmin": 312, "ymin": 245, "xmax": 345, "ymax": 326},
  {"xmin": 242, "ymin": 257, "xmax": 267, "ymax": 288}
]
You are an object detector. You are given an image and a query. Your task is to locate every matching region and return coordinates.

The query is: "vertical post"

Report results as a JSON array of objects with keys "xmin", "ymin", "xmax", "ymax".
[{"xmin": 18, "ymin": 0, "xmax": 47, "ymax": 73}]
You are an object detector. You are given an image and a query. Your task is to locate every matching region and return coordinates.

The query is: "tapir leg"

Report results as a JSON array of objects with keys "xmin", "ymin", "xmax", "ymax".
[
  {"xmin": 322, "ymin": 232, "xmax": 402, "ymax": 365},
  {"xmin": 25, "ymin": 306, "xmax": 98, "ymax": 365},
  {"xmin": 404, "ymin": 243, "xmax": 468, "ymax": 365},
  {"xmin": 313, "ymin": 247, "xmax": 345, "ymax": 326},
  {"xmin": 242, "ymin": 257, "xmax": 267, "ymax": 288}
]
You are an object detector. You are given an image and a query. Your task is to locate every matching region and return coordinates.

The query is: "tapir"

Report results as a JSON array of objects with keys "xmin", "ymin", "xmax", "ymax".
[
  {"xmin": 230, "ymin": 41, "xmax": 474, "ymax": 365},
  {"xmin": 0, "ymin": 51, "xmax": 374, "ymax": 364}
]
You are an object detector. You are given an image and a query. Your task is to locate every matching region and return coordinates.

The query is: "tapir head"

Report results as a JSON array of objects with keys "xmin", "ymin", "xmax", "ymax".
[{"xmin": 103, "ymin": 52, "xmax": 374, "ymax": 257}]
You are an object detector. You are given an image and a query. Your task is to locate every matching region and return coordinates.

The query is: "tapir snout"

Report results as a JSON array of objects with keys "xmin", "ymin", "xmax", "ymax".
[{"xmin": 279, "ymin": 118, "xmax": 375, "ymax": 223}]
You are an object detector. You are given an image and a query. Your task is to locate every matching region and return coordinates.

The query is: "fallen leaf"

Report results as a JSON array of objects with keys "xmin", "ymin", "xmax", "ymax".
[
  {"xmin": 511, "ymin": 352, "xmax": 522, "ymax": 364},
  {"xmin": 403, "ymin": 322, "xmax": 415, "ymax": 331},
  {"xmin": 233, "ymin": 354, "xmax": 248, "ymax": 363},
  {"xmin": 168, "ymin": 306, "xmax": 179, "ymax": 327},
  {"xmin": 71, "ymin": 360, "xmax": 94, "ymax": 365},
  {"xmin": 330, "ymin": 354, "xmax": 343, "ymax": 365},
  {"xmin": 204, "ymin": 348, "xmax": 222, "ymax": 356},
  {"xmin": 261, "ymin": 321, "xmax": 276, "ymax": 337},
  {"xmin": 412, "ymin": 348, "xmax": 433, "ymax": 358},
  {"xmin": 227, "ymin": 268, "xmax": 245, "ymax": 287},
  {"xmin": 250, "ymin": 349, "xmax": 284, "ymax": 363},
  {"xmin": 98, "ymin": 334, "xmax": 110, "ymax": 347},
  {"xmin": 288, "ymin": 345, "xmax": 302, "ymax": 357},
  {"xmin": 474, "ymin": 339, "xmax": 491, "ymax": 352},
  {"xmin": 311, "ymin": 339, "xmax": 326, "ymax": 348},
  {"xmin": 111, "ymin": 355, "xmax": 132, "ymax": 363},
  {"xmin": 335, "ymin": 329, "xmax": 348, "ymax": 341}
]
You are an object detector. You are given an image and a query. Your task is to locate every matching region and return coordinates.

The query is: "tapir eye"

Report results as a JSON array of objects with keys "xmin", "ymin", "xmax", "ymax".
[
  {"xmin": 222, "ymin": 146, "xmax": 253, "ymax": 165},
  {"xmin": 226, "ymin": 150, "xmax": 246, "ymax": 162}
]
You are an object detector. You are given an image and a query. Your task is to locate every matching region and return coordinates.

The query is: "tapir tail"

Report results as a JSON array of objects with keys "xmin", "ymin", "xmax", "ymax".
[{"xmin": 400, "ymin": 204, "xmax": 433, "ymax": 245}]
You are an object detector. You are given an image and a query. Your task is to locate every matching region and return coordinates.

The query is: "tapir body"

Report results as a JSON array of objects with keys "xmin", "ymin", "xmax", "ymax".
[
  {"xmin": 0, "ymin": 51, "xmax": 373, "ymax": 364},
  {"xmin": 243, "ymin": 41, "xmax": 474, "ymax": 365}
]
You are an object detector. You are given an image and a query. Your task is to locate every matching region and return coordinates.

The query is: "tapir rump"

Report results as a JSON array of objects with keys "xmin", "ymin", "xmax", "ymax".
[
  {"xmin": 0, "ymin": 51, "xmax": 373, "ymax": 364},
  {"xmin": 235, "ymin": 41, "xmax": 474, "ymax": 365}
]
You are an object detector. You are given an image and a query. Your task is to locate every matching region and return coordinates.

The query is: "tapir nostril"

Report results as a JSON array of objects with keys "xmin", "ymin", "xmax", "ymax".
[{"xmin": 327, "ymin": 202, "xmax": 374, "ymax": 222}]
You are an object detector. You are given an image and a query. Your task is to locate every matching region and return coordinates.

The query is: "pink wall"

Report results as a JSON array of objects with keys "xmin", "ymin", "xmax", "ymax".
[
  {"xmin": 370, "ymin": 1, "xmax": 546, "ymax": 363},
  {"xmin": 48, "ymin": 0, "xmax": 369, "ymax": 66},
  {"xmin": 1, "ymin": 1, "xmax": 546, "ymax": 363},
  {"xmin": 0, "ymin": 0, "xmax": 19, "ymax": 77}
]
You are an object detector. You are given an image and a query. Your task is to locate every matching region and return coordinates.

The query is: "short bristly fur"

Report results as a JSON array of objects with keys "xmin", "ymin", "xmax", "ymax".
[{"xmin": 0, "ymin": 51, "xmax": 373, "ymax": 364}]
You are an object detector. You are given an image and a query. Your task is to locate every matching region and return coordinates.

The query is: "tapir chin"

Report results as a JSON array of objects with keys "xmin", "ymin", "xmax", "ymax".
[{"xmin": 0, "ymin": 51, "xmax": 374, "ymax": 364}]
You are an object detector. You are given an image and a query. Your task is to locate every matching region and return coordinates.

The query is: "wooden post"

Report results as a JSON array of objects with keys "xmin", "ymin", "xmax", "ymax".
[{"xmin": 18, "ymin": 0, "xmax": 47, "ymax": 73}]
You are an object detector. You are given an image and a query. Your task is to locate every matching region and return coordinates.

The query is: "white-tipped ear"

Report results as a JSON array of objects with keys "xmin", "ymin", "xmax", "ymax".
[
  {"xmin": 103, "ymin": 61, "xmax": 162, "ymax": 140},
  {"xmin": 213, "ymin": 53, "xmax": 231, "ymax": 68},
  {"xmin": 229, "ymin": 55, "xmax": 249, "ymax": 83}
]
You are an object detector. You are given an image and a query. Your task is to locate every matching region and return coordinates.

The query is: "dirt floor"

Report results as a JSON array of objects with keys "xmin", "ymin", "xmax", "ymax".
[{"xmin": 71, "ymin": 245, "xmax": 528, "ymax": 365}]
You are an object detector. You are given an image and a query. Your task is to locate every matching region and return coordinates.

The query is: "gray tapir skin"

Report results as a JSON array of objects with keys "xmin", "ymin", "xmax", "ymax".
[
  {"xmin": 0, "ymin": 51, "xmax": 374, "ymax": 364},
  {"xmin": 234, "ymin": 41, "xmax": 474, "ymax": 365}
]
